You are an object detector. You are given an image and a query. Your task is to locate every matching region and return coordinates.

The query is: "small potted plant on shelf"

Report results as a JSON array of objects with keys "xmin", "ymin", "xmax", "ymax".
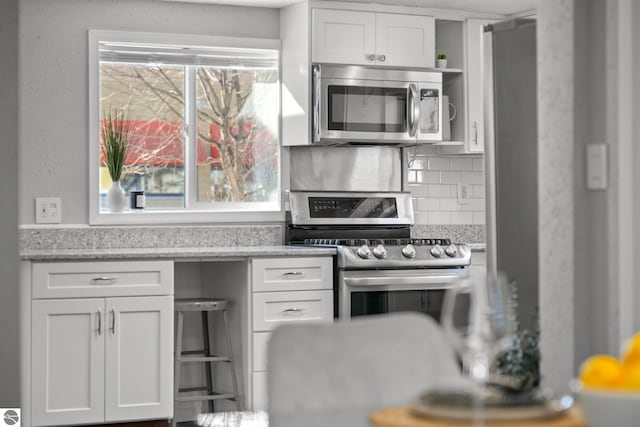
[
  {"xmin": 436, "ymin": 52, "xmax": 448, "ymax": 68},
  {"xmin": 101, "ymin": 107, "xmax": 132, "ymax": 212}
]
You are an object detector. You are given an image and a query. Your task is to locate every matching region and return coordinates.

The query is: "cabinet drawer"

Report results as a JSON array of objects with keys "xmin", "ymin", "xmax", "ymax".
[
  {"xmin": 252, "ymin": 332, "xmax": 271, "ymax": 372},
  {"xmin": 32, "ymin": 261, "xmax": 174, "ymax": 298},
  {"xmin": 252, "ymin": 290, "xmax": 333, "ymax": 332},
  {"xmin": 252, "ymin": 257, "xmax": 332, "ymax": 292}
]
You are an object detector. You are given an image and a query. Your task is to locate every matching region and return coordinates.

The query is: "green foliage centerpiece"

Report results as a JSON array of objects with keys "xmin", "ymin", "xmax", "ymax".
[{"xmin": 101, "ymin": 107, "xmax": 132, "ymax": 212}]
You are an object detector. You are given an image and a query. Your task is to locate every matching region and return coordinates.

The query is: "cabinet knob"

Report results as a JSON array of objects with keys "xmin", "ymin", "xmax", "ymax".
[
  {"xmin": 377, "ymin": 54, "xmax": 386, "ymax": 62},
  {"xmin": 367, "ymin": 54, "xmax": 376, "ymax": 61}
]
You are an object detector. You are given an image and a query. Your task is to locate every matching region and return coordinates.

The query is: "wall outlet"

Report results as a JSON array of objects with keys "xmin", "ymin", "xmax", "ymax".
[
  {"xmin": 457, "ymin": 183, "xmax": 471, "ymax": 204},
  {"xmin": 35, "ymin": 197, "xmax": 62, "ymax": 224}
]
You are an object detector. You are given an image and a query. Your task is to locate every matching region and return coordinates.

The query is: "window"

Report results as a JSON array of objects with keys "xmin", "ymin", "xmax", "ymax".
[{"xmin": 89, "ymin": 31, "xmax": 282, "ymax": 224}]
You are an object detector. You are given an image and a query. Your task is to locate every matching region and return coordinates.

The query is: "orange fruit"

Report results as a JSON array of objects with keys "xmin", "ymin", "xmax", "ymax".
[
  {"xmin": 620, "ymin": 362, "xmax": 640, "ymax": 390},
  {"xmin": 622, "ymin": 332, "xmax": 640, "ymax": 366},
  {"xmin": 579, "ymin": 354, "xmax": 624, "ymax": 388}
]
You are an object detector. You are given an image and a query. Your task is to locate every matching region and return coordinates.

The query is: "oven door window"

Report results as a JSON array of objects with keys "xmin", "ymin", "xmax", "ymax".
[
  {"xmin": 327, "ymin": 85, "xmax": 407, "ymax": 133},
  {"xmin": 350, "ymin": 289, "xmax": 470, "ymax": 326}
]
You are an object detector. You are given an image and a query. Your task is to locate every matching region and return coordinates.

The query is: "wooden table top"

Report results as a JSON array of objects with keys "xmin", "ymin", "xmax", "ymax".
[{"xmin": 370, "ymin": 405, "xmax": 587, "ymax": 427}]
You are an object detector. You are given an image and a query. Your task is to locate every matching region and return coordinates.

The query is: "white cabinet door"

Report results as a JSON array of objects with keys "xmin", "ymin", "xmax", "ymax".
[
  {"xmin": 31, "ymin": 299, "xmax": 105, "ymax": 427},
  {"xmin": 465, "ymin": 19, "xmax": 494, "ymax": 153},
  {"xmin": 376, "ymin": 13, "xmax": 435, "ymax": 68},
  {"xmin": 312, "ymin": 9, "xmax": 376, "ymax": 65},
  {"xmin": 105, "ymin": 296, "xmax": 173, "ymax": 422}
]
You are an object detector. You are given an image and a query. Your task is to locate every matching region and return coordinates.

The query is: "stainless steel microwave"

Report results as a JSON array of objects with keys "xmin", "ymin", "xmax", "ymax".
[{"xmin": 312, "ymin": 64, "xmax": 443, "ymax": 145}]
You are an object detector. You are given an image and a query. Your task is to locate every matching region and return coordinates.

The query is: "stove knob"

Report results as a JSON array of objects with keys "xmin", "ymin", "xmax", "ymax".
[
  {"xmin": 373, "ymin": 244, "xmax": 387, "ymax": 259},
  {"xmin": 402, "ymin": 244, "xmax": 416, "ymax": 258},
  {"xmin": 430, "ymin": 245, "xmax": 444, "ymax": 258},
  {"xmin": 357, "ymin": 244, "xmax": 372, "ymax": 259},
  {"xmin": 445, "ymin": 244, "xmax": 458, "ymax": 257}
]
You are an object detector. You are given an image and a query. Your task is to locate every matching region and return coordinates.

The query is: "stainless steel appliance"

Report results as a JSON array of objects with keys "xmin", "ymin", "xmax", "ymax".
[
  {"xmin": 286, "ymin": 191, "xmax": 471, "ymax": 319},
  {"xmin": 312, "ymin": 64, "xmax": 443, "ymax": 145},
  {"xmin": 484, "ymin": 19, "xmax": 538, "ymax": 331}
]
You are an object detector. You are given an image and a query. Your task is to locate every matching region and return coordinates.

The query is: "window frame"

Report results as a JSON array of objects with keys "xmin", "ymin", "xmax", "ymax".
[{"xmin": 88, "ymin": 29, "xmax": 285, "ymax": 225}]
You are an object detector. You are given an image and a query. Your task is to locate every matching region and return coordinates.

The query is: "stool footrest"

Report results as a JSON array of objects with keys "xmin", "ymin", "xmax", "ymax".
[
  {"xmin": 178, "ymin": 355, "xmax": 231, "ymax": 363},
  {"xmin": 178, "ymin": 386, "xmax": 209, "ymax": 393},
  {"xmin": 176, "ymin": 393, "xmax": 238, "ymax": 402}
]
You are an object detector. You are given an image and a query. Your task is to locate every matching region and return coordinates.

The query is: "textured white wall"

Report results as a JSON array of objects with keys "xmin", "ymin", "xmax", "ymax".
[
  {"xmin": 537, "ymin": 0, "xmax": 575, "ymax": 394},
  {"xmin": 19, "ymin": 0, "xmax": 280, "ymax": 225},
  {"xmin": 538, "ymin": 0, "xmax": 614, "ymax": 394},
  {"xmin": 0, "ymin": 0, "xmax": 20, "ymax": 407}
]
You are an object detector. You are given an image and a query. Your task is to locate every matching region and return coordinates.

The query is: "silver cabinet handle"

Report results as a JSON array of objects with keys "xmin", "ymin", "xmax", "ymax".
[
  {"xmin": 110, "ymin": 307, "xmax": 116, "ymax": 334},
  {"xmin": 97, "ymin": 307, "xmax": 102, "ymax": 335},
  {"xmin": 473, "ymin": 121, "xmax": 478, "ymax": 145},
  {"xmin": 407, "ymin": 84, "xmax": 418, "ymax": 137},
  {"xmin": 282, "ymin": 271, "xmax": 304, "ymax": 278},
  {"xmin": 367, "ymin": 54, "xmax": 376, "ymax": 61},
  {"xmin": 312, "ymin": 63, "xmax": 321, "ymax": 143},
  {"xmin": 282, "ymin": 308, "xmax": 304, "ymax": 314},
  {"xmin": 91, "ymin": 276, "xmax": 119, "ymax": 285},
  {"xmin": 377, "ymin": 54, "xmax": 386, "ymax": 62}
]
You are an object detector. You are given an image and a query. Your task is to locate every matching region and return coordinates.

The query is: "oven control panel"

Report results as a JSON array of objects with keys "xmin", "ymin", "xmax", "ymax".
[{"xmin": 335, "ymin": 239, "xmax": 471, "ymax": 269}]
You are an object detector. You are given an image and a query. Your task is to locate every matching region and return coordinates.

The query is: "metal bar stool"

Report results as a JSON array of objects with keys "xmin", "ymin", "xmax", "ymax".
[{"xmin": 173, "ymin": 298, "xmax": 241, "ymax": 426}]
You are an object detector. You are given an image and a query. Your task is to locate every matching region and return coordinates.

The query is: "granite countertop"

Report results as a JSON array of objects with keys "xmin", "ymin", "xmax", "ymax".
[
  {"xmin": 20, "ymin": 225, "xmax": 338, "ymax": 261},
  {"xmin": 19, "ymin": 224, "xmax": 484, "ymax": 260}
]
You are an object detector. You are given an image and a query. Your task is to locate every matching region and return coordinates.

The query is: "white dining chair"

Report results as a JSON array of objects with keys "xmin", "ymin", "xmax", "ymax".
[{"xmin": 266, "ymin": 312, "xmax": 468, "ymax": 427}]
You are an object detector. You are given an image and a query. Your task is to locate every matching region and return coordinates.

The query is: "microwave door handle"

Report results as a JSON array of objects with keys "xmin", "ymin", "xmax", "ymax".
[
  {"xmin": 408, "ymin": 84, "xmax": 419, "ymax": 137},
  {"xmin": 312, "ymin": 64, "xmax": 321, "ymax": 143}
]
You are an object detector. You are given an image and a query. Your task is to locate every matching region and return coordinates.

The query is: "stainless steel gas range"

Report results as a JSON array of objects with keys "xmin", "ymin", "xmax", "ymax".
[{"xmin": 286, "ymin": 191, "xmax": 471, "ymax": 320}]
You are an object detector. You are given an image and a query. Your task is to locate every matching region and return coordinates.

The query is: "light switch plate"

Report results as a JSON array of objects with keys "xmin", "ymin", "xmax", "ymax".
[
  {"xmin": 586, "ymin": 144, "xmax": 608, "ymax": 190},
  {"xmin": 35, "ymin": 197, "xmax": 62, "ymax": 224},
  {"xmin": 457, "ymin": 183, "xmax": 471, "ymax": 204}
]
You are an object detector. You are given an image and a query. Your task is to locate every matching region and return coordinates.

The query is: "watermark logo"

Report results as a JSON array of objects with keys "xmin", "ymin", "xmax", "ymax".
[{"xmin": 2, "ymin": 409, "xmax": 20, "ymax": 426}]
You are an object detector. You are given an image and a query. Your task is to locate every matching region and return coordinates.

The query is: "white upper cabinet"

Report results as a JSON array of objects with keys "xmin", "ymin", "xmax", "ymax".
[
  {"xmin": 375, "ymin": 13, "xmax": 435, "ymax": 68},
  {"xmin": 465, "ymin": 18, "xmax": 494, "ymax": 153},
  {"xmin": 312, "ymin": 9, "xmax": 375, "ymax": 65},
  {"xmin": 312, "ymin": 9, "xmax": 435, "ymax": 68}
]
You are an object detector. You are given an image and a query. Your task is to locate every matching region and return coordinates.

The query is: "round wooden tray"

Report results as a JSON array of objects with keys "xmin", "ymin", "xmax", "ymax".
[{"xmin": 370, "ymin": 405, "xmax": 587, "ymax": 427}]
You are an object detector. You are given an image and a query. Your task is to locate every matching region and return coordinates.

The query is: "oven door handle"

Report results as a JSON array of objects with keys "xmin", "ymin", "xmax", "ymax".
[{"xmin": 342, "ymin": 273, "xmax": 464, "ymax": 288}]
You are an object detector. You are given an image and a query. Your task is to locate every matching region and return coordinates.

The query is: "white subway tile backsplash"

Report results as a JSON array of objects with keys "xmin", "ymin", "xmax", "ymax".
[
  {"xmin": 471, "ymin": 184, "xmax": 485, "ymax": 198},
  {"xmin": 439, "ymin": 198, "xmax": 460, "ymax": 211},
  {"xmin": 461, "ymin": 199, "xmax": 485, "ymax": 211},
  {"xmin": 422, "ymin": 171, "xmax": 441, "ymax": 184},
  {"xmin": 407, "ymin": 184, "xmax": 430, "ymax": 197},
  {"xmin": 415, "ymin": 198, "xmax": 439, "ymax": 211},
  {"xmin": 407, "ymin": 154, "xmax": 485, "ymax": 226},
  {"xmin": 451, "ymin": 212, "xmax": 474, "ymax": 224},
  {"xmin": 473, "ymin": 211, "xmax": 486, "ymax": 225},
  {"xmin": 427, "ymin": 157, "xmax": 451, "ymax": 171},
  {"xmin": 428, "ymin": 211, "xmax": 451, "ymax": 224},
  {"xmin": 451, "ymin": 157, "xmax": 474, "ymax": 171},
  {"xmin": 428, "ymin": 184, "xmax": 455, "ymax": 197},
  {"xmin": 461, "ymin": 171, "xmax": 485, "ymax": 184},
  {"xmin": 414, "ymin": 211, "xmax": 430, "ymax": 224},
  {"xmin": 440, "ymin": 171, "xmax": 461, "ymax": 184}
]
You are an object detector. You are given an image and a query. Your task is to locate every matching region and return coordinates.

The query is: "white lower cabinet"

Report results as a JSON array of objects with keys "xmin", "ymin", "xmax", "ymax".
[
  {"xmin": 249, "ymin": 257, "xmax": 334, "ymax": 410},
  {"xmin": 29, "ymin": 261, "xmax": 174, "ymax": 427}
]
